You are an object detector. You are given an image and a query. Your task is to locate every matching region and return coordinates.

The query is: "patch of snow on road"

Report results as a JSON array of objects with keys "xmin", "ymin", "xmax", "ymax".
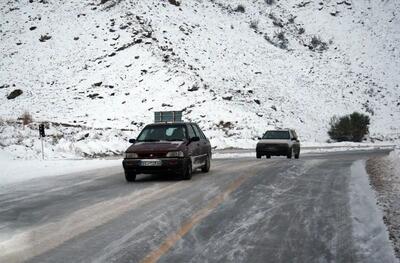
[{"xmin": 349, "ymin": 160, "xmax": 397, "ymax": 262}]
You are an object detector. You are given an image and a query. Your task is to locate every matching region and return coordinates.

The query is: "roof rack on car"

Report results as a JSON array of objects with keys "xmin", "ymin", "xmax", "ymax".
[{"xmin": 154, "ymin": 111, "xmax": 183, "ymax": 123}]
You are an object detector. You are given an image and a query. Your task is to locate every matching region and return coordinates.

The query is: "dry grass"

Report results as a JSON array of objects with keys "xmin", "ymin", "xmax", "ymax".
[{"xmin": 21, "ymin": 111, "xmax": 33, "ymax": 125}]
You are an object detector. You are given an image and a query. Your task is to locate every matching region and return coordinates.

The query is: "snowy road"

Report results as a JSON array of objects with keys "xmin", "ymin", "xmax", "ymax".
[{"xmin": 0, "ymin": 150, "xmax": 396, "ymax": 263}]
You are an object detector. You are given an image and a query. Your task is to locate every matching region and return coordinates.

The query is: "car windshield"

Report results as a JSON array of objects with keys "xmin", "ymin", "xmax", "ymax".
[
  {"xmin": 137, "ymin": 125, "xmax": 187, "ymax": 142},
  {"xmin": 263, "ymin": 131, "xmax": 290, "ymax": 139}
]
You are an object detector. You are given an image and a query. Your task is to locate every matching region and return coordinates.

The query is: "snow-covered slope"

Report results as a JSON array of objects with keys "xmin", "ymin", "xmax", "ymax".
[{"xmin": 1, "ymin": 0, "xmax": 399, "ymax": 157}]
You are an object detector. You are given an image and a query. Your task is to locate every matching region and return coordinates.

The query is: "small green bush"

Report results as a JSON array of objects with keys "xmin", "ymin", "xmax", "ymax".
[{"xmin": 328, "ymin": 112, "xmax": 370, "ymax": 142}]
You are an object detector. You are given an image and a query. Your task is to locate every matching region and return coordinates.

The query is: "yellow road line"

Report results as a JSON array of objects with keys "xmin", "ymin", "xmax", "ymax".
[{"xmin": 140, "ymin": 174, "xmax": 250, "ymax": 263}]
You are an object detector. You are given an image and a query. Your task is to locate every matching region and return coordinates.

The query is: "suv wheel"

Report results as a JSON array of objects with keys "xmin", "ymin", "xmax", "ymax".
[
  {"xmin": 201, "ymin": 155, "xmax": 210, "ymax": 173},
  {"xmin": 256, "ymin": 152, "xmax": 261, "ymax": 159},
  {"xmin": 125, "ymin": 171, "xmax": 136, "ymax": 182},
  {"xmin": 266, "ymin": 155, "xmax": 271, "ymax": 159},
  {"xmin": 295, "ymin": 152, "xmax": 300, "ymax": 159},
  {"xmin": 182, "ymin": 160, "xmax": 192, "ymax": 180},
  {"xmin": 287, "ymin": 148, "xmax": 293, "ymax": 159}
]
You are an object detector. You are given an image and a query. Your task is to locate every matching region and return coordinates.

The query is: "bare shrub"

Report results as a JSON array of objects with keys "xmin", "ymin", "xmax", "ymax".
[
  {"xmin": 21, "ymin": 111, "xmax": 33, "ymax": 125},
  {"xmin": 268, "ymin": 13, "xmax": 276, "ymax": 20},
  {"xmin": 276, "ymin": 31, "xmax": 285, "ymax": 41},
  {"xmin": 268, "ymin": 13, "xmax": 283, "ymax": 27},
  {"xmin": 234, "ymin": 4, "xmax": 245, "ymax": 13},
  {"xmin": 275, "ymin": 30, "xmax": 288, "ymax": 49},
  {"xmin": 264, "ymin": 30, "xmax": 289, "ymax": 50},
  {"xmin": 310, "ymin": 35, "xmax": 328, "ymax": 51},
  {"xmin": 264, "ymin": 34, "xmax": 274, "ymax": 44},
  {"xmin": 265, "ymin": 0, "xmax": 275, "ymax": 5},
  {"xmin": 249, "ymin": 20, "xmax": 259, "ymax": 30}
]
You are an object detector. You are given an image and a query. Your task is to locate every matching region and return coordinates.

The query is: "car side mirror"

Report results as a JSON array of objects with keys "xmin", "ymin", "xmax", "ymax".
[
  {"xmin": 291, "ymin": 138, "xmax": 298, "ymax": 141},
  {"xmin": 190, "ymin": 136, "xmax": 200, "ymax": 143},
  {"xmin": 129, "ymin": 139, "xmax": 136, "ymax": 144},
  {"xmin": 258, "ymin": 137, "xmax": 262, "ymax": 140}
]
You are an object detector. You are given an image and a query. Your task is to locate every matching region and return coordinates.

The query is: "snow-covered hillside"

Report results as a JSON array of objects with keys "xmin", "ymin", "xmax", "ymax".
[{"xmin": 1, "ymin": 0, "xmax": 399, "ymax": 158}]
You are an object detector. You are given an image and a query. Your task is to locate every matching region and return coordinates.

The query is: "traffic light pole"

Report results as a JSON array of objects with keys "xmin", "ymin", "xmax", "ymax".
[
  {"xmin": 41, "ymin": 136, "xmax": 44, "ymax": 160},
  {"xmin": 39, "ymin": 123, "xmax": 45, "ymax": 160}
]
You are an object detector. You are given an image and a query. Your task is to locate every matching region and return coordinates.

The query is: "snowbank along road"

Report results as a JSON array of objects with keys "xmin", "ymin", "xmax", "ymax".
[{"xmin": 0, "ymin": 150, "xmax": 397, "ymax": 263}]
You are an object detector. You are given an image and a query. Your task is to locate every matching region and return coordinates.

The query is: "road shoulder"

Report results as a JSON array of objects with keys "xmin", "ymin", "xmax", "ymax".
[
  {"xmin": 350, "ymin": 160, "xmax": 397, "ymax": 262},
  {"xmin": 366, "ymin": 150, "xmax": 400, "ymax": 260}
]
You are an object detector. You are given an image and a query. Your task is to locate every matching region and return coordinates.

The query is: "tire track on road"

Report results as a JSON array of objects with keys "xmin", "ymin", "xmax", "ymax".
[{"xmin": 138, "ymin": 160, "xmax": 276, "ymax": 263}]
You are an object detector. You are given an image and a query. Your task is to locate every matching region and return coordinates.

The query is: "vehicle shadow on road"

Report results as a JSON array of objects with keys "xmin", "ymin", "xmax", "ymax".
[{"xmin": 132, "ymin": 170, "xmax": 203, "ymax": 183}]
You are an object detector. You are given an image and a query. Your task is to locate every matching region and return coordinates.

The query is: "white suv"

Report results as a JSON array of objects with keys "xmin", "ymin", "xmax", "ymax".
[{"xmin": 256, "ymin": 129, "xmax": 300, "ymax": 159}]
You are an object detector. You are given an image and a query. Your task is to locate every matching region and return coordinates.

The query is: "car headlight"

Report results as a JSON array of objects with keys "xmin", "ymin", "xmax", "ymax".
[
  {"xmin": 124, "ymin": 152, "xmax": 138, "ymax": 159},
  {"xmin": 166, "ymin": 151, "xmax": 184, "ymax": 158}
]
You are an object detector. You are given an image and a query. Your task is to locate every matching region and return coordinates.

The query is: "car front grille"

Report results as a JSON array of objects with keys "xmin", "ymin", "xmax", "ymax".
[
  {"xmin": 137, "ymin": 152, "xmax": 167, "ymax": 158},
  {"xmin": 259, "ymin": 143, "xmax": 288, "ymax": 151}
]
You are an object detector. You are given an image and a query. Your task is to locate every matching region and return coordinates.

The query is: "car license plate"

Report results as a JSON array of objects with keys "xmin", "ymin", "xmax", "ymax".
[{"xmin": 140, "ymin": 159, "xmax": 162, "ymax": 166}]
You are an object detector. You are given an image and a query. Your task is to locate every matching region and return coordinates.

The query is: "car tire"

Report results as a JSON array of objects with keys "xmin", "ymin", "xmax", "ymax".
[
  {"xmin": 295, "ymin": 152, "xmax": 300, "ymax": 159},
  {"xmin": 256, "ymin": 152, "xmax": 261, "ymax": 159},
  {"xmin": 201, "ymin": 155, "xmax": 211, "ymax": 173},
  {"xmin": 266, "ymin": 155, "xmax": 271, "ymax": 159},
  {"xmin": 287, "ymin": 148, "xmax": 293, "ymax": 159},
  {"xmin": 125, "ymin": 171, "xmax": 136, "ymax": 182},
  {"xmin": 182, "ymin": 160, "xmax": 192, "ymax": 180}
]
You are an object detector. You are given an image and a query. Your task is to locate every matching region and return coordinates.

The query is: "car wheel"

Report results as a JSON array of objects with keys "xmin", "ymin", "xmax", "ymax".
[
  {"xmin": 256, "ymin": 152, "xmax": 261, "ymax": 159},
  {"xmin": 201, "ymin": 155, "xmax": 211, "ymax": 173},
  {"xmin": 287, "ymin": 148, "xmax": 293, "ymax": 159},
  {"xmin": 182, "ymin": 160, "xmax": 192, "ymax": 180},
  {"xmin": 295, "ymin": 152, "xmax": 300, "ymax": 159},
  {"xmin": 125, "ymin": 171, "xmax": 136, "ymax": 182},
  {"xmin": 266, "ymin": 155, "xmax": 271, "ymax": 159}
]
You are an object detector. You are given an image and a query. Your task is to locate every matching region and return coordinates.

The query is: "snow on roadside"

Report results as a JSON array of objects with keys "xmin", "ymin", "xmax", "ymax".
[
  {"xmin": 388, "ymin": 148, "xmax": 400, "ymax": 182},
  {"xmin": 0, "ymin": 151, "xmax": 122, "ymax": 186},
  {"xmin": 1, "ymin": 120, "xmax": 396, "ymax": 160},
  {"xmin": 0, "ymin": 121, "xmax": 133, "ymax": 160},
  {"xmin": 212, "ymin": 143, "xmax": 395, "ymax": 159},
  {"xmin": 349, "ymin": 160, "xmax": 397, "ymax": 262},
  {"xmin": 366, "ymin": 148, "xmax": 400, "ymax": 259}
]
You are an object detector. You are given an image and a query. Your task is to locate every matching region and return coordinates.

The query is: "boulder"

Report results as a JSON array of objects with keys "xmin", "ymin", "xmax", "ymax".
[{"xmin": 7, "ymin": 89, "xmax": 23, "ymax": 99}]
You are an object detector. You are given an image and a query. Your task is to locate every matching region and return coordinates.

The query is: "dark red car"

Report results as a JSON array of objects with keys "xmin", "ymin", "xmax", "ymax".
[{"xmin": 122, "ymin": 122, "xmax": 211, "ymax": 182}]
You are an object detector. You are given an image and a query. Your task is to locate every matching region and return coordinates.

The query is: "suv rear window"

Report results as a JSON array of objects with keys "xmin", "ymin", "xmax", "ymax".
[
  {"xmin": 263, "ymin": 131, "xmax": 290, "ymax": 139},
  {"xmin": 137, "ymin": 125, "xmax": 187, "ymax": 142}
]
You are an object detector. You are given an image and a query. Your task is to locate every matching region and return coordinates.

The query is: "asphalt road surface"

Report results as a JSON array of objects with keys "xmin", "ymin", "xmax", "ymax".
[{"xmin": 0, "ymin": 150, "xmax": 393, "ymax": 263}]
